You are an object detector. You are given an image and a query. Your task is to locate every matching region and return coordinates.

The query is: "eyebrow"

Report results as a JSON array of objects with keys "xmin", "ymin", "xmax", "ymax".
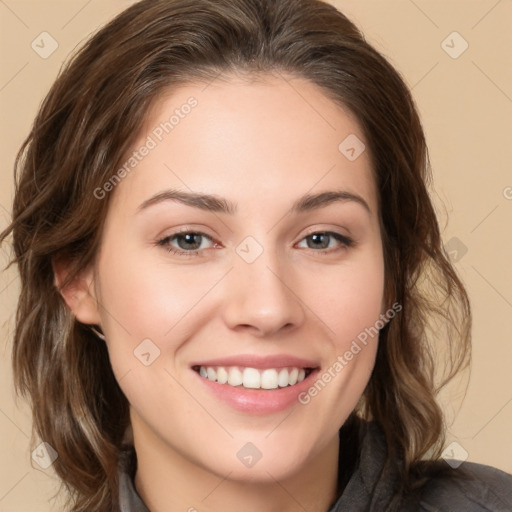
[{"xmin": 136, "ymin": 188, "xmax": 371, "ymax": 216}]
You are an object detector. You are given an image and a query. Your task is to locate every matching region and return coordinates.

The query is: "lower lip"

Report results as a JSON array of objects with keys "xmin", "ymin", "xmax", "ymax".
[{"xmin": 193, "ymin": 369, "xmax": 320, "ymax": 414}]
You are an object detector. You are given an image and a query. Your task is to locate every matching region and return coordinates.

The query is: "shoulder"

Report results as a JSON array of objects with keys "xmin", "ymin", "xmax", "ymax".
[{"xmin": 412, "ymin": 459, "xmax": 512, "ymax": 512}]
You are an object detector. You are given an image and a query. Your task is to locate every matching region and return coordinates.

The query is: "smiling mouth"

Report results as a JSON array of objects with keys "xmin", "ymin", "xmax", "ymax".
[{"xmin": 192, "ymin": 365, "xmax": 315, "ymax": 390}]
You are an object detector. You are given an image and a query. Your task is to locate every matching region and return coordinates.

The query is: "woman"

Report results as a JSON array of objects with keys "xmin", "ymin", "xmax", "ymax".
[{"xmin": 1, "ymin": 0, "xmax": 511, "ymax": 511}]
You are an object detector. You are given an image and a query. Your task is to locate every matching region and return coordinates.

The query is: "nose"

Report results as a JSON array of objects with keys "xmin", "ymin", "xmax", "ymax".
[{"xmin": 221, "ymin": 248, "xmax": 305, "ymax": 337}]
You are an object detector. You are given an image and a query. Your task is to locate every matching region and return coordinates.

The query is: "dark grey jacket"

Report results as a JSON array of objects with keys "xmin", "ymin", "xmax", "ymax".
[{"xmin": 118, "ymin": 420, "xmax": 512, "ymax": 511}]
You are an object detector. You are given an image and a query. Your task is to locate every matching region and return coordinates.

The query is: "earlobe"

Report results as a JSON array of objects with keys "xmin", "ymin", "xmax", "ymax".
[{"xmin": 52, "ymin": 257, "xmax": 102, "ymax": 326}]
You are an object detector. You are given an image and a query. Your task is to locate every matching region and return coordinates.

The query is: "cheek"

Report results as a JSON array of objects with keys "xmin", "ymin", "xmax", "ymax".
[
  {"xmin": 313, "ymin": 247, "xmax": 385, "ymax": 345},
  {"xmin": 95, "ymin": 240, "xmax": 256, "ymax": 409},
  {"xmin": 98, "ymin": 248, "xmax": 212, "ymax": 336},
  {"xmin": 297, "ymin": 249, "xmax": 384, "ymax": 410},
  {"xmin": 94, "ymin": 247, "xmax": 211, "ymax": 382},
  {"xmin": 94, "ymin": 250, "xmax": 211, "ymax": 417}
]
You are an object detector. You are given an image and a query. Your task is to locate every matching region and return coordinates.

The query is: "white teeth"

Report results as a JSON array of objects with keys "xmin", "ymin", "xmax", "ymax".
[
  {"xmin": 196, "ymin": 365, "xmax": 311, "ymax": 389},
  {"xmin": 227, "ymin": 367, "xmax": 243, "ymax": 386},
  {"xmin": 289, "ymin": 368, "xmax": 299, "ymax": 386},
  {"xmin": 243, "ymin": 368, "xmax": 260, "ymax": 389},
  {"xmin": 206, "ymin": 367, "xmax": 217, "ymax": 381},
  {"xmin": 216, "ymin": 366, "xmax": 228, "ymax": 384},
  {"xmin": 261, "ymin": 369, "xmax": 278, "ymax": 389},
  {"xmin": 277, "ymin": 368, "xmax": 289, "ymax": 387}
]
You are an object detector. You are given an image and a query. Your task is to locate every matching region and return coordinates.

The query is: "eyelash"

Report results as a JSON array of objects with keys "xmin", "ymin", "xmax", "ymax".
[{"xmin": 156, "ymin": 229, "xmax": 355, "ymax": 257}]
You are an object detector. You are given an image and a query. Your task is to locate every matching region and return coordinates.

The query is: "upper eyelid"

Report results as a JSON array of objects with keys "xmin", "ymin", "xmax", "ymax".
[{"xmin": 161, "ymin": 223, "xmax": 352, "ymax": 239}]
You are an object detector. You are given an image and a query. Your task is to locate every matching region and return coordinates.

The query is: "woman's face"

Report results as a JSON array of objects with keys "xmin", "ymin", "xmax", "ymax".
[{"xmin": 83, "ymin": 74, "xmax": 385, "ymax": 481}]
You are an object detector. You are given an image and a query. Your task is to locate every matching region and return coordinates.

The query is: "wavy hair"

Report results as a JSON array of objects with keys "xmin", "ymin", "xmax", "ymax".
[{"xmin": 0, "ymin": 0, "xmax": 471, "ymax": 510}]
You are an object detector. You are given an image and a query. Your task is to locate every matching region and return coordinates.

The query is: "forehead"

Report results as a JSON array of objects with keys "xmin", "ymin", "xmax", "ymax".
[{"xmin": 107, "ymin": 74, "xmax": 378, "ymax": 217}]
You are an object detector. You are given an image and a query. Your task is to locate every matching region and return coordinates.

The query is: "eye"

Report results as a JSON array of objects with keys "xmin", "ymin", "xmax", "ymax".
[
  {"xmin": 296, "ymin": 231, "xmax": 354, "ymax": 254},
  {"xmin": 156, "ymin": 230, "xmax": 216, "ymax": 256},
  {"xmin": 156, "ymin": 229, "xmax": 354, "ymax": 258}
]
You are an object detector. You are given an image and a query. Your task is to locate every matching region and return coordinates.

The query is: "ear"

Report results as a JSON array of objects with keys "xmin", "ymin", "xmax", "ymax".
[{"xmin": 52, "ymin": 256, "xmax": 102, "ymax": 326}]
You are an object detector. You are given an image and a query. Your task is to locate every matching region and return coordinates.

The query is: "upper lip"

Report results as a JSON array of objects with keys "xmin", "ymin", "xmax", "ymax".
[{"xmin": 190, "ymin": 354, "xmax": 320, "ymax": 370}]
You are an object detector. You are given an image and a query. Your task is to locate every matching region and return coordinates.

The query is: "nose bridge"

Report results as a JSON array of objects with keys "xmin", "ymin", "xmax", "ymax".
[{"xmin": 222, "ymin": 235, "xmax": 305, "ymax": 335}]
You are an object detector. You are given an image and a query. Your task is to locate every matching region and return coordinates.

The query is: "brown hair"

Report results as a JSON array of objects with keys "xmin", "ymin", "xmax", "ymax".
[{"xmin": 0, "ymin": 0, "xmax": 471, "ymax": 510}]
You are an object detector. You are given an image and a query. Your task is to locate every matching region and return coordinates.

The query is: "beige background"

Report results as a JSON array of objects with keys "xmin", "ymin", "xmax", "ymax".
[{"xmin": 1, "ymin": 0, "xmax": 511, "ymax": 510}]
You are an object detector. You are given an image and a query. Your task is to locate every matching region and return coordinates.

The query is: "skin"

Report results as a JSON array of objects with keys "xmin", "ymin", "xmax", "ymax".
[{"xmin": 56, "ymin": 73, "xmax": 386, "ymax": 512}]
